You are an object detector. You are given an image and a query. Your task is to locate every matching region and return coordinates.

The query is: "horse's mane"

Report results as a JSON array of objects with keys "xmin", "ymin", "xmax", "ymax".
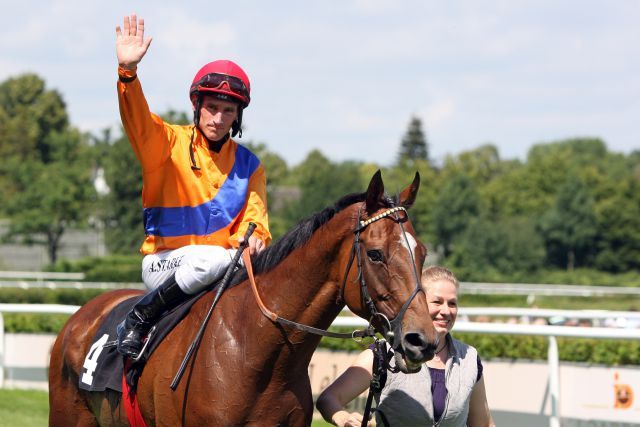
[{"xmin": 230, "ymin": 191, "xmax": 396, "ymax": 286}]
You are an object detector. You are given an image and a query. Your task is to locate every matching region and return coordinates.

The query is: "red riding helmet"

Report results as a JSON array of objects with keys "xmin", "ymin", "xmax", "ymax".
[{"xmin": 189, "ymin": 60, "xmax": 251, "ymax": 108}]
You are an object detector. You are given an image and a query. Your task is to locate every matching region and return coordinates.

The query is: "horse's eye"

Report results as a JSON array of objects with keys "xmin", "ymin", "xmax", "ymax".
[{"xmin": 367, "ymin": 249, "xmax": 385, "ymax": 263}]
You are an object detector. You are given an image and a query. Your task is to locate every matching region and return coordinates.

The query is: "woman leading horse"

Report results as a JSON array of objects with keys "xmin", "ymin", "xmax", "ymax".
[{"xmin": 48, "ymin": 171, "xmax": 438, "ymax": 426}]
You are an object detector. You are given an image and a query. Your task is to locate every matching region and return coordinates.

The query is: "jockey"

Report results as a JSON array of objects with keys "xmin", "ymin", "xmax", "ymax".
[{"xmin": 115, "ymin": 14, "xmax": 270, "ymax": 358}]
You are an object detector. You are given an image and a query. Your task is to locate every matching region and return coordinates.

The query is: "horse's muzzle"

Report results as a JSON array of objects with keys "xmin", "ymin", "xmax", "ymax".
[{"xmin": 396, "ymin": 331, "xmax": 437, "ymax": 373}]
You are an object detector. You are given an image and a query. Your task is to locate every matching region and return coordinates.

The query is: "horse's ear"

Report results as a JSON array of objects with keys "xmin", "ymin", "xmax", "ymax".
[
  {"xmin": 365, "ymin": 170, "xmax": 385, "ymax": 213},
  {"xmin": 399, "ymin": 171, "xmax": 420, "ymax": 209}
]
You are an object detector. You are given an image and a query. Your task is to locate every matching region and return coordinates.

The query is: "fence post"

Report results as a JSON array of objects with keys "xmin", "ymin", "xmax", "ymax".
[
  {"xmin": 0, "ymin": 312, "xmax": 4, "ymax": 388},
  {"xmin": 548, "ymin": 335, "xmax": 560, "ymax": 427}
]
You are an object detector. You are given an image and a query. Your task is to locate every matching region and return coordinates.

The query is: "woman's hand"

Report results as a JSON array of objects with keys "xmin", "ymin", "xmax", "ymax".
[
  {"xmin": 332, "ymin": 410, "xmax": 371, "ymax": 427},
  {"xmin": 116, "ymin": 14, "xmax": 152, "ymax": 70}
]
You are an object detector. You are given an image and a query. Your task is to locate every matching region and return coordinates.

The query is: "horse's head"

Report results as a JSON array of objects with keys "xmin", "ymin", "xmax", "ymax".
[{"xmin": 341, "ymin": 170, "xmax": 437, "ymax": 372}]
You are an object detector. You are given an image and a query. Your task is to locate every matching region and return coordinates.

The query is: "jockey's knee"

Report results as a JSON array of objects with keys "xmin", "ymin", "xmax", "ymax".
[{"xmin": 175, "ymin": 247, "xmax": 235, "ymax": 294}]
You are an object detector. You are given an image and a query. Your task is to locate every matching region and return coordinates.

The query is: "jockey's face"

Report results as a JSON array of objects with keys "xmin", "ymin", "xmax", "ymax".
[{"xmin": 196, "ymin": 95, "xmax": 238, "ymax": 141}]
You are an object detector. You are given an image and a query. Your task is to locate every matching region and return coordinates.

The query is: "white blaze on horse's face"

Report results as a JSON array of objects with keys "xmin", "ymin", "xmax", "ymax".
[{"xmin": 399, "ymin": 232, "xmax": 418, "ymax": 259}]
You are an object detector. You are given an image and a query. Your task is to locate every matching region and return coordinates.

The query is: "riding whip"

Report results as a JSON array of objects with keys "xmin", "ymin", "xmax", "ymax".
[{"xmin": 170, "ymin": 222, "xmax": 257, "ymax": 390}]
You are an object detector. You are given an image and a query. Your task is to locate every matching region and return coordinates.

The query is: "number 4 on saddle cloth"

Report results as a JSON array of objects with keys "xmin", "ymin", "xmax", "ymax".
[{"xmin": 78, "ymin": 293, "xmax": 200, "ymax": 393}]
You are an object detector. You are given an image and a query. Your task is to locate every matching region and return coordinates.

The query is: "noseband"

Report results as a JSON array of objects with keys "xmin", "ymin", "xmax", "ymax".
[{"xmin": 339, "ymin": 205, "xmax": 423, "ymax": 352}]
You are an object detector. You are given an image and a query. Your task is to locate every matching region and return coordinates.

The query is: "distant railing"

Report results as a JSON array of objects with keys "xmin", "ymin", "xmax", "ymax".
[
  {"xmin": 0, "ymin": 281, "xmax": 144, "ymax": 290},
  {"xmin": 460, "ymin": 282, "xmax": 640, "ymax": 296},
  {"xmin": 1, "ymin": 273, "xmax": 638, "ymax": 297},
  {"xmin": 0, "ymin": 271, "xmax": 85, "ymax": 281}
]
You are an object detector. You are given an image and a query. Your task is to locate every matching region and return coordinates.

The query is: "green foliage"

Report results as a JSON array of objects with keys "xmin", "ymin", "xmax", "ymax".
[
  {"xmin": 0, "ymin": 288, "xmax": 104, "ymax": 305},
  {"xmin": 318, "ymin": 332, "xmax": 640, "ymax": 366},
  {"xmin": 539, "ymin": 175, "xmax": 598, "ymax": 270},
  {"xmin": 594, "ymin": 178, "xmax": 640, "ymax": 272},
  {"xmin": 431, "ymin": 174, "xmax": 481, "ymax": 257},
  {"xmin": 0, "ymin": 287, "xmax": 103, "ymax": 334},
  {"xmin": 396, "ymin": 116, "xmax": 428, "ymax": 164},
  {"xmin": 456, "ymin": 333, "xmax": 640, "ymax": 365},
  {"xmin": 98, "ymin": 127, "xmax": 144, "ymax": 254},
  {"xmin": 0, "ymin": 74, "xmax": 95, "ymax": 263},
  {"xmin": 242, "ymin": 141, "xmax": 289, "ymax": 191},
  {"xmin": 3, "ymin": 313, "xmax": 70, "ymax": 333},
  {"xmin": 282, "ymin": 150, "xmax": 363, "ymax": 227},
  {"xmin": 441, "ymin": 144, "xmax": 503, "ymax": 185},
  {"xmin": 48, "ymin": 254, "xmax": 142, "ymax": 282},
  {"xmin": 450, "ymin": 217, "xmax": 545, "ymax": 278},
  {"xmin": 378, "ymin": 159, "xmax": 437, "ymax": 241}
]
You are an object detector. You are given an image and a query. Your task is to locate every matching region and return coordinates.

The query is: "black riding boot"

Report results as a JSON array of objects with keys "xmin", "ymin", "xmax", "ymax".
[{"xmin": 116, "ymin": 278, "xmax": 189, "ymax": 358}]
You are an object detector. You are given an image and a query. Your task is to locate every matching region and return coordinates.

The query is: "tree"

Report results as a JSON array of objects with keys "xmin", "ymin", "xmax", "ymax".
[
  {"xmin": 431, "ymin": 174, "xmax": 481, "ymax": 258},
  {"xmin": 383, "ymin": 159, "xmax": 437, "ymax": 243},
  {"xmin": 396, "ymin": 116, "xmax": 428, "ymax": 164},
  {"xmin": 242, "ymin": 141, "xmax": 289, "ymax": 194},
  {"xmin": 282, "ymin": 150, "xmax": 363, "ymax": 229},
  {"xmin": 594, "ymin": 178, "xmax": 640, "ymax": 272},
  {"xmin": 100, "ymin": 127, "xmax": 144, "ymax": 254},
  {"xmin": 539, "ymin": 175, "xmax": 597, "ymax": 270},
  {"xmin": 441, "ymin": 144, "xmax": 502, "ymax": 184},
  {"xmin": 450, "ymin": 217, "xmax": 545, "ymax": 279},
  {"xmin": 0, "ymin": 74, "xmax": 95, "ymax": 263}
]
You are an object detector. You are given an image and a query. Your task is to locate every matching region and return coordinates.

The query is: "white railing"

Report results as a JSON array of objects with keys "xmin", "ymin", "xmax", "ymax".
[
  {"xmin": 1, "ymin": 304, "xmax": 640, "ymax": 427},
  {"xmin": 0, "ymin": 271, "xmax": 86, "ymax": 281},
  {"xmin": 0, "ymin": 304, "xmax": 80, "ymax": 388},
  {"xmin": 2, "ymin": 274, "xmax": 639, "ymax": 297},
  {"xmin": 460, "ymin": 282, "xmax": 640, "ymax": 296},
  {"xmin": 0, "ymin": 281, "xmax": 144, "ymax": 290}
]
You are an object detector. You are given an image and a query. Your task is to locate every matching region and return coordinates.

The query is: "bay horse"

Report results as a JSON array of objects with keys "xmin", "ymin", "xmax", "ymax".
[{"xmin": 49, "ymin": 171, "xmax": 437, "ymax": 426}]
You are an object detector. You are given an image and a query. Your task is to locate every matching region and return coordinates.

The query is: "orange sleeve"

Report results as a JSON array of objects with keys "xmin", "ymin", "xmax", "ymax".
[
  {"xmin": 229, "ymin": 164, "xmax": 271, "ymax": 247},
  {"xmin": 117, "ymin": 66, "xmax": 173, "ymax": 172}
]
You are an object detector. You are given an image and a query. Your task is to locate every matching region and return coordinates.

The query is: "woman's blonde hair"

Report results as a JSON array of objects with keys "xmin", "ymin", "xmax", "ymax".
[{"xmin": 422, "ymin": 265, "xmax": 459, "ymax": 289}]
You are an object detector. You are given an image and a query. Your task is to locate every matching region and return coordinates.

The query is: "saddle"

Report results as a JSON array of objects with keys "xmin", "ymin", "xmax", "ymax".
[{"xmin": 78, "ymin": 291, "xmax": 201, "ymax": 393}]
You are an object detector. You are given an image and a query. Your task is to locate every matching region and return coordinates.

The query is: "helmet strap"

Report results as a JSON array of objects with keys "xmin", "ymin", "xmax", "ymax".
[
  {"xmin": 232, "ymin": 108, "xmax": 244, "ymax": 138},
  {"xmin": 189, "ymin": 126, "xmax": 200, "ymax": 171},
  {"xmin": 193, "ymin": 95, "xmax": 203, "ymax": 128}
]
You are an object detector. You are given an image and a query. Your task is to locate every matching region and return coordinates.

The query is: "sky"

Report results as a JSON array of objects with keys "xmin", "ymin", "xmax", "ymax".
[{"xmin": 2, "ymin": 0, "xmax": 639, "ymax": 167}]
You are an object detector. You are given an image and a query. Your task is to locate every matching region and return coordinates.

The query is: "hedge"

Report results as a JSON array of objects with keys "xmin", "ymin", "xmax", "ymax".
[
  {"xmin": 2, "ymin": 313, "xmax": 638, "ymax": 365},
  {"xmin": 318, "ymin": 330, "xmax": 640, "ymax": 366}
]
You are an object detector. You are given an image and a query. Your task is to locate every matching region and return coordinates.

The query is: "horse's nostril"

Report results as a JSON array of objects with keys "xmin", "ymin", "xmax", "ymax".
[{"xmin": 404, "ymin": 332, "xmax": 427, "ymax": 349}]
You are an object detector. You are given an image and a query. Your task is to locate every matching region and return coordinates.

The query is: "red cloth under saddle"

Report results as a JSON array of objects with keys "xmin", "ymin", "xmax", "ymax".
[{"xmin": 122, "ymin": 363, "xmax": 148, "ymax": 427}]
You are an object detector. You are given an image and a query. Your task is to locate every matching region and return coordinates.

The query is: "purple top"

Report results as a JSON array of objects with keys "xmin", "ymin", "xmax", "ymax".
[{"xmin": 428, "ymin": 356, "xmax": 483, "ymax": 422}]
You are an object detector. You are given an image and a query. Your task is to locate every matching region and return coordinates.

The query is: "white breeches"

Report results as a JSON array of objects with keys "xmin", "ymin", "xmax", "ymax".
[{"xmin": 141, "ymin": 245, "xmax": 238, "ymax": 294}]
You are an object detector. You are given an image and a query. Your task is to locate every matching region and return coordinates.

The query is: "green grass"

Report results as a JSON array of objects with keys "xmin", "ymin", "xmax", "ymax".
[
  {"xmin": 0, "ymin": 389, "xmax": 334, "ymax": 426},
  {"xmin": 0, "ymin": 389, "xmax": 48, "ymax": 427}
]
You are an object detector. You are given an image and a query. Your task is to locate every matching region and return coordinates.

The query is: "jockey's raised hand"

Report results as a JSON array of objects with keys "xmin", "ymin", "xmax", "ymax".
[{"xmin": 116, "ymin": 13, "xmax": 152, "ymax": 70}]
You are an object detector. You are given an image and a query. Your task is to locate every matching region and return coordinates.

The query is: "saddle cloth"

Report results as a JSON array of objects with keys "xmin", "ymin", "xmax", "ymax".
[{"xmin": 78, "ymin": 292, "xmax": 200, "ymax": 393}]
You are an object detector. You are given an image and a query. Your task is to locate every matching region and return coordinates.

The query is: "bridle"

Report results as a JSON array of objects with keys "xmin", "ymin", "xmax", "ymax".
[
  {"xmin": 339, "ymin": 205, "xmax": 424, "ymax": 352},
  {"xmin": 244, "ymin": 203, "xmax": 424, "ymax": 346}
]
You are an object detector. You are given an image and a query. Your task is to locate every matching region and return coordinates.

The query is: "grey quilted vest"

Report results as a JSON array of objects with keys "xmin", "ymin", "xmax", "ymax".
[{"xmin": 374, "ymin": 335, "xmax": 479, "ymax": 427}]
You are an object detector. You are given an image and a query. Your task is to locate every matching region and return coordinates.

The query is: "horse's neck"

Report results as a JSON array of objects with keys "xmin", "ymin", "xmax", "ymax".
[{"xmin": 254, "ymin": 208, "xmax": 355, "ymax": 337}]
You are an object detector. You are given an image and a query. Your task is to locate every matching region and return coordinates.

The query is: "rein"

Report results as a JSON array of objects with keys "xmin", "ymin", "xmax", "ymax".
[
  {"xmin": 243, "ymin": 204, "xmax": 423, "ymax": 345},
  {"xmin": 242, "ymin": 249, "xmax": 375, "ymax": 340}
]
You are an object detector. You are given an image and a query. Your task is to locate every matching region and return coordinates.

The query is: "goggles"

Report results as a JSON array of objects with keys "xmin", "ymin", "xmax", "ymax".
[{"xmin": 194, "ymin": 73, "xmax": 250, "ymax": 103}]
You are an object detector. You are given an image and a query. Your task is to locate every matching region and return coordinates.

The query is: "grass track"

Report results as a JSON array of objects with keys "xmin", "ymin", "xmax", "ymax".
[
  {"xmin": 0, "ymin": 389, "xmax": 332, "ymax": 426},
  {"xmin": 0, "ymin": 389, "xmax": 48, "ymax": 427}
]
